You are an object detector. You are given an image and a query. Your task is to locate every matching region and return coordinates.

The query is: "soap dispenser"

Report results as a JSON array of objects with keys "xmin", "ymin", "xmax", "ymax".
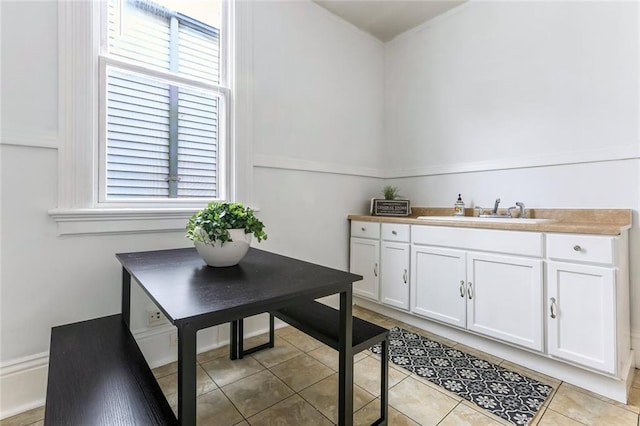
[{"xmin": 454, "ymin": 194, "xmax": 465, "ymax": 216}]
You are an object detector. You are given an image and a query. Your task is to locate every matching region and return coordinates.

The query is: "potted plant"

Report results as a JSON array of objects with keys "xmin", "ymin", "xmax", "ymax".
[
  {"xmin": 186, "ymin": 202, "xmax": 267, "ymax": 267},
  {"xmin": 383, "ymin": 185, "xmax": 400, "ymax": 200},
  {"xmin": 370, "ymin": 185, "xmax": 411, "ymax": 216}
]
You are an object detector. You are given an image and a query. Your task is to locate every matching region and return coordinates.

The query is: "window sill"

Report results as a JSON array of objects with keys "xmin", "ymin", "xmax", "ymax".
[{"xmin": 48, "ymin": 207, "xmax": 201, "ymax": 236}]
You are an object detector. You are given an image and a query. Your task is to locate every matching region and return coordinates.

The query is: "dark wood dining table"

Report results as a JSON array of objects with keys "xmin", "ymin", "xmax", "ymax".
[{"xmin": 116, "ymin": 247, "xmax": 362, "ymax": 425}]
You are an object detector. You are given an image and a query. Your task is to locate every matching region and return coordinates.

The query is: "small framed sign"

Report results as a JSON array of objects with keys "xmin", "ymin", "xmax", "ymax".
[{"xmin": 371, "ymin": 199, "xmax": 411, "ymax": 216}]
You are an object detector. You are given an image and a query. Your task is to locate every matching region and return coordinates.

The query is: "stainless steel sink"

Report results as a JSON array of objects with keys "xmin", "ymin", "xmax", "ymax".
[{"xmin": 416, "ymin": 216, "xmax": 557, "ymax": 224}]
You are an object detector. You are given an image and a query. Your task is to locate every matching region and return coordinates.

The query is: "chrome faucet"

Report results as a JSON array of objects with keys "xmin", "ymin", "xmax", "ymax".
[
  {"xmin": 492, "ymin": 198, "xmax": 501, "ymax": 215},
  {"xmin": 507, "ymin": 201, "xmax": 526, "ymax": 218}
]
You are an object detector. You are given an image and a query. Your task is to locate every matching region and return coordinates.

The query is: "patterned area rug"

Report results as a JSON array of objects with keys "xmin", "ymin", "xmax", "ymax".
[{"xmin": 371, "ymin": 327, "xmax": 553, "ymax": 425}]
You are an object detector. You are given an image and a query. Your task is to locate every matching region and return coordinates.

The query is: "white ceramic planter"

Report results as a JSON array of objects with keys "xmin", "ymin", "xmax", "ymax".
[{"xmin": 194, "ymin": 229, "xmax": 252, "ymax": 267}]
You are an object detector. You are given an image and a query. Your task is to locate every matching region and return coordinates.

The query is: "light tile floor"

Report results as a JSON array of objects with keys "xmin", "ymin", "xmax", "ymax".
[{"xmin": 3, "ymin": 305, "xmax": 640, "ymax": 426}]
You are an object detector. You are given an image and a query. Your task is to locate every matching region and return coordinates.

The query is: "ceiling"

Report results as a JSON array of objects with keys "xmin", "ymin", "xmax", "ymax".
[{"xmin": 313, "ymin": 0, "xmax": 467, "ymax": 42}]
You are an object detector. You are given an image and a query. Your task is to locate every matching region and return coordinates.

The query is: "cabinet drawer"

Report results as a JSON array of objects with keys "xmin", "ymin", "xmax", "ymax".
[
  {"xmin": 547, "ymin": 234, "xmax": 614, "ymax": 265},
  {"xmin": 381, "ymin": 223, "xmax": 410, "ymax": 242},
  {"xmin": 351, "ymin": 221, "xmax": 380, "ymax": 239}
]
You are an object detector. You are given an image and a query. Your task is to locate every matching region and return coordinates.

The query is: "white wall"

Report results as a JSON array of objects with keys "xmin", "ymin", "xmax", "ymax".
[
  {"xmin": 252, "ymin": 1, "xmax": 384, "ymax": 172},
  {"xmin": 383, "ymin": 1, "xmax": 640, "ymax": 342},
  {"xmin": 250, "ymin": 0, "xmax": 384, "ymax": 268},
  {"xmin": 384, "ymin": 1, "xmax": 638, "ymax": 171},
  {"xmin": 0, "ymin": 0, "xmax": 384, "ymax": 418},
  {"xmin": 1, "ymin": 0, "xmax": 638, "ymax": 419}
]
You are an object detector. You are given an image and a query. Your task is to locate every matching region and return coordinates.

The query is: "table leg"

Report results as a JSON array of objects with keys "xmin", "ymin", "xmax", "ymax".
[
  {"xmin": 121, "ymin": 267, "xmax": 131, "ymax": 327},
  {"xmin": 338, "ymin": 288, "xmax": 354, "ymax": 426},
  {"xmin": 380, "ymin": 338, "xmax": 389, "ymax": 425},
  {"xmin": 177, "ymin": 323, "xmax": 197, "ymax": 425}
]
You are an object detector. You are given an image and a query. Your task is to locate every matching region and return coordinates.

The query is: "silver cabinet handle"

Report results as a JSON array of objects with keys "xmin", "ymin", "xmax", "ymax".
[
  {"xmin": 550, "ymin": 297, "xmax": 557, "ymax": 319},
  {"xmin": 373, "ymin": 263, "xmax": 378, "ymax": 277},
  {"xmin": 467, "ymin": 282, "xmax": 473, "ymax": 299},
  {"xmin": 403, "ymin": 269, "xmax": 407, "ymax": 284},
  {"xmin": 392, "ymin": 230, "xmax": 397, "ymax": 235},
  {"xmin": 459, "ymin": 280, "xmax": 465, "ymax": 298},
  {"xmin": 573, "ymin": 245, "xmax": 582, "ymax": 252}
]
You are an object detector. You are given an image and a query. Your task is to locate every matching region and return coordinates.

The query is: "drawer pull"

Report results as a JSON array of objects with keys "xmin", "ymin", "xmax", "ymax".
[
  {"xmin": 573, "ymin": 245, "xmax": 582, "ymax": 252},
  {"xmin": 467, "ymin": 282, "xmax": 473, "ymax": 299},
  {"xmin": 550, "ymin": 297, "xmax": 557, "ymax": 319},
  {"xmin": 361, "ymin": 227, "xmax": 366, "ymax": 232},
  {"xmin": 459, "ymin": 280, "xmax": 465, "ymax": 298},
  {"xmin": 392, "ymin": 230, "xmax": 397, "ymax": 235},
  {"xmin": 403, "ymin": 269, "xmax": 408, "ymax": 284},
  {"xmin": 373, "ymin": 263, "xmax": 378, "ymax": 277}
]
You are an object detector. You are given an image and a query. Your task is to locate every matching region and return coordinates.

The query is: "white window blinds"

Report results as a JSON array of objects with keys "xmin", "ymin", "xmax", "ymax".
[{"xmin": 102, "ymin": 0, "xmax": 223, "ymax": 200}]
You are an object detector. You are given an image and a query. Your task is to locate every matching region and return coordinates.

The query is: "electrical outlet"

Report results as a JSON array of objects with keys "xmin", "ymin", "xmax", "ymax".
[
  {"xmin": 147, "ymin": 309, "xmax": 166, "ymax": 327},
  {"xmin": 169, "ymin": 333, "xmax": 177, "ymax": 347}
]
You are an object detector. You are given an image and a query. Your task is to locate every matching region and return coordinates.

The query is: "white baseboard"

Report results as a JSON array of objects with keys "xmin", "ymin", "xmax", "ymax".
[
  {"xmin": 0, "ymin": 352, "xmax": 49, "ymax": 420},
  {"xmin": 632, "ymin": 330, "xmax": 640, "ymax": 366},
  {"xmin": 0, "ymin": 315, "xmax": 282, "ymax": 420}
]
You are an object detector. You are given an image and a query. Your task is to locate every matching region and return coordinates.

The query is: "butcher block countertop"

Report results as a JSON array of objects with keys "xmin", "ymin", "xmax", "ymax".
[{"xmin": 348, "ymin": 207, "xmax": 632, "ymax": 236}]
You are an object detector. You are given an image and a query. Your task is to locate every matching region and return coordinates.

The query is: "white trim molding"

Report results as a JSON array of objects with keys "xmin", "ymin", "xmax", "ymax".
[
  {"xmin": 48, "ymin": 207, "xmax": 200, "ymax": 236},
  {"xmin": 231, "ymin": 0, "xmax": 255, "ymax": 205},
  {"xmin": 0, "ymin": 352, "xmax": 48, "ymax": 420},
  {"xmin": 0, "ymin": 129, "xmax": 59, "ymax": 150},
  {"xmin": 58, "ymin": 0, "xmax": 99, "ymax": 209},
  {"xmin": 253, "ymin": 144, "xmax": 639, "ymax": 180},
  {"xmin": 381, "ymin": 144, "xmax": 640, "ymax": 179},
  {"xmin": 254, "ymin": 154, "xmax": 383, "ymax": 178}
]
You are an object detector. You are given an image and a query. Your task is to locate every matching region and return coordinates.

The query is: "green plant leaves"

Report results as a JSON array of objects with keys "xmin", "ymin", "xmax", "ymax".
[
  {"xmin": 186, "ymin": 202, "xmax": 267, "ymax": 245},
  {"xmin": 383, "ymin": 185, "xmax": 399, "ymax": 200}
]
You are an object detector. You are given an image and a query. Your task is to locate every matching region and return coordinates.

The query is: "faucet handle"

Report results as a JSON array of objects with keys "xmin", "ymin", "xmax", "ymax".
[{"xmin": 515, "ymin": 201, "xmax": 526, "ymax": 218}]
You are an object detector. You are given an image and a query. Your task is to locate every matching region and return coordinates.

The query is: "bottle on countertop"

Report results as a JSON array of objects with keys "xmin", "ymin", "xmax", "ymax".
[{"xmin": 454, "ymin": 194, "xmax": 465, "ymax": 216}]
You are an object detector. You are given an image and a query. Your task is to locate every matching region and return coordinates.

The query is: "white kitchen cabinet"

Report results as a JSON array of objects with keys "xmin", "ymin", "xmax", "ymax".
[
  {"xmin": 411, "ymin": 245, "xmax": 466, "ymax": 328},
  {"xmin": 411, "ymin": 226, "xmax": 544, "ymax": 352},
  {"xmin": 349, "ymin": 221, "xmax": 380, "ymax": 301},
  {"xmin": 547, "ymin": 262, "xmax": 615, "ymax": 373},
  {"xmin": 380, "ymin": 223, "xmax": 411, "ymax": 310},
  {"xmin": 546, "ymin": 233, "xmax": 627, "ymax": 375},
  {"xmin": 348, "ymin": 216, "xmax": 632, "ymax": 403},
  {"xmin": 466, "ymin": 252, "xmax": 543, "ymax": 351}
]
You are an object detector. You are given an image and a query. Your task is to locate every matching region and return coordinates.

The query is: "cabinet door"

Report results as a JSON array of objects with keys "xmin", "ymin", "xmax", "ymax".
[
  {"xmin": 381, "ymin": 242, "xmax": 410, "ymax": 310},
  {"xmin": 411, "ymin": 246, "xmax": 466, "ymax": 328},
  {"xmin": 466, "ymin": 253, "xmax": 543, "ymax": 352},
  {"xmin": 547, "ymin": 261, "xmax": 616, "ymax": 374},
  {"xmin": 349, "ymin": 238, "xmax": 380, "ymax": 301}
]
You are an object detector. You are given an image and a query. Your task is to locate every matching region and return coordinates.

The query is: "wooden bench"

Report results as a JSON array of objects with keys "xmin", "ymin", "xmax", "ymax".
[
  {"xmin": 232, "ymin": 301, "xmax": 389, "ymax": 426},
  {"xmin": 44, "ymin": 314, "xmax": 177, "ymax": 425}
]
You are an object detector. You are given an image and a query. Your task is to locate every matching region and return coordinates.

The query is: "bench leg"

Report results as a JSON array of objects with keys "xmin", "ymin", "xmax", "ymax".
[
  {"xmin": 121, "ymin": 267, "xmax": 131, "ymax": 327},
  {"xmin": 230, "ymin": 315, "xmax": 275, "ymax": 360}
]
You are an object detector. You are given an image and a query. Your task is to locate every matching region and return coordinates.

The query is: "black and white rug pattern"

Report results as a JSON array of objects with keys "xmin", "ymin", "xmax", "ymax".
[{"xmin": 371, "ymin": 327, "xmax": 553, "ymax": 425}]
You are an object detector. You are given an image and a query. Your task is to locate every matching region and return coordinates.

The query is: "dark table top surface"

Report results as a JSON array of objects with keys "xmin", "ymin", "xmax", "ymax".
[{"xmin": 116, "ymin": 247, "xmax": 362, "ymax": 327}]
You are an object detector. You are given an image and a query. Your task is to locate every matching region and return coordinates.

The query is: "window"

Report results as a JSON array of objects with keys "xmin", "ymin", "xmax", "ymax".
[
  {"xmin": 51, "ymin": 0, "xmax": 252, "ymax": 234},
  {"xmin": 100, "ymin": 0, "xmax": 227, "ymax": 202}
]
